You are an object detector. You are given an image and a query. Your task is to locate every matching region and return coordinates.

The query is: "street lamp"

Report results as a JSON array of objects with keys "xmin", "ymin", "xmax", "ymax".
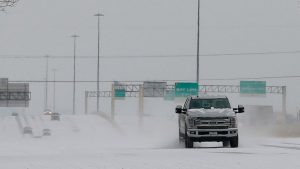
[
  {"xmin": 196, "ymin": 0, "xmax": 200, "ymax": 84},
  {"xmin": 71, "ymin": 34, "xmax": 79, "ymax": 115},
  {"xmin": 44, "ymin": 55, "xmax": 50, "ymax": 110},
  {"xmin": 94, "ymin": 13, "xmax": 104, "ymax": 113},
  {"xmin": 52, "ymin": 68, "xmax": 57, "ymax": 112}
]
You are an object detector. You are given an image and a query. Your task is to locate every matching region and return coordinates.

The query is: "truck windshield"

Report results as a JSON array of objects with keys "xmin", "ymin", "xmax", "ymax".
[{"xmin": 189, "ymin": 98, "xmax": 231, "ymax": 109}]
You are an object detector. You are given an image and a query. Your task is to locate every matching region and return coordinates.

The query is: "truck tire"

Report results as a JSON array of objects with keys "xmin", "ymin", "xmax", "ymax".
[
  {"xmin": 223, "ymin": 141, "xmax": 230, "ymax": 147},
  {"xmin": 230, "ymin": 136, "xmax": 239, "ymax": 148},
  {"xmin": 185, "ymin": 136, "xmax": 193, "ymax": 148},
  {"xmin": 185, "ymin": 130, "xmax": 193, "ymax": 148}
]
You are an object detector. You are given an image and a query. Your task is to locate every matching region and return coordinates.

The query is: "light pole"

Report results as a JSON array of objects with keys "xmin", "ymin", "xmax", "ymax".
[
  {"xmin": 71, "ymin": 34, "xmax": 79, "ymax": 115},
  {"xmin": 44, "ymin": 55, "xmax": 50, "ymax": 110},
  {"xmin": 52, "ymin": 69, "xmax": 57, "ymax": 112},
  {"xmin": 196, "ymin": 0, "xmax": 200, "ymax": 84},
  {"xmin": 94, "ymin": 13, "xmax": 104, "ymax": 113}
]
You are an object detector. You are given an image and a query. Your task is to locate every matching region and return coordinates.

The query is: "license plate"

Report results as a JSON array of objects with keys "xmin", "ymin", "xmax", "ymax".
[{"xmin": 210, "ymin": 132, "xmax": 218, "ymax": 135}]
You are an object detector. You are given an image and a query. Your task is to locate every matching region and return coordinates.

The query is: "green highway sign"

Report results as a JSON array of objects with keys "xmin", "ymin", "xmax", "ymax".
[
  {"xmin": 164, "ymin": 89, "xmax": 175, "ymax": 101},
  {"xmin": 114, "ymin": 82, "xmax": 126, "ymax": 98},
  {"xmin": 175, "ymin": 82, "xmax": 199, "ymax": 97},
  {"xmin": 114, "ymin": 88, "xmax": 126, "ymax": 98},
  {"xmin": 240, "ymin": 81, "xmax": 266, "ymax": 94}
]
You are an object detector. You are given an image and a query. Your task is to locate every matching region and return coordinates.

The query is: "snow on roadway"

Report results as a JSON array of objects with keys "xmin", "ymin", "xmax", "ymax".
[
  {"xmin": 0, "ymin": 114, "xmax": 300, "ymax": 169},
  {"xmin": 0, "ymin": 116, "xmax": 20, "ymax": 138}
]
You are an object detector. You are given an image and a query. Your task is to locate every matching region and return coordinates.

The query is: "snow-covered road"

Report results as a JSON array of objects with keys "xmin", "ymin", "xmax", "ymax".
[{"xmin": 0, "ymin": 114, "xmax": 300, "ymax": 169}]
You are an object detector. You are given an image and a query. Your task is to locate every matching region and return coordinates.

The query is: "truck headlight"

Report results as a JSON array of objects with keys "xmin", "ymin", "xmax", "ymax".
[
  {"xmin": 229, "ymin": 117, "xmax": 237, "ymax": 128},
  {"xmin": 187, "ymin": 117, "xmax": 195, "ymax": 128}
]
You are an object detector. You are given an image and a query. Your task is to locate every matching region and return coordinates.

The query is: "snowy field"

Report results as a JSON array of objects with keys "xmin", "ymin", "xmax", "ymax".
[{"xmin": 0, "ymin": 113, "xmax": 300, "ymax": 169}]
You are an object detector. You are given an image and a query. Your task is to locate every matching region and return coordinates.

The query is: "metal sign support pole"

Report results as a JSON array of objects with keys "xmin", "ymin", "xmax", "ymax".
[
  {"xmin": 196, "ymin": 0, "xmax": 200, "ymax": 83},
  {"xmin": 281, "ymin": 86, "xmax": 287, "ymax": 123},
  {"xmin": 138, "ymin": 85, "xmax": 144, "ymax": 126},
  {"xmin": 85, "ymin": 91, "xmax": 88, "ymax": 115},
  {"xmin": 111, "ymin": 84, "xmax": 115, "ymax": 121}
]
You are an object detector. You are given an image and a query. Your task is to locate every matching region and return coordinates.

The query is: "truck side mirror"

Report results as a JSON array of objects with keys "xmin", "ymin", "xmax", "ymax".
[
  {"xmin": 238, "ymin": 105, "xmax": 244, "ymax": 113},
  {"xmin": 175, "ymin": 105, "xmax": 183, "ymax": 114},
  {"xmin": 233, "ymin": 105, "xmax": 244, "ymax": 113}
]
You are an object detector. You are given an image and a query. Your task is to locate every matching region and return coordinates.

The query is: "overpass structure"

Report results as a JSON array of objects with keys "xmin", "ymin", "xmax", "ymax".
[
  {"xmin": 86, "ymin": 84, "xmax": 284, "ymax": 97},
  {"xmin": 85, "ymin": 84, "xmax": 286, "ymax": 122}
]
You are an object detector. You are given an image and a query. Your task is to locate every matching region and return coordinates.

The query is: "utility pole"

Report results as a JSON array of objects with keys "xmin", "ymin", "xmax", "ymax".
[
  {"xmin": 71, "ymin": 34, "xmax": 79, "ymax": 115},
  {"xmin": 94, "ymin": 13, "xmax": 104, "ymax": 113},
  {"xmin": 52, "ymin": 69, "xmax": 57, "ymax": 112},
  {"xmin": 196, "ymin": 0, "xmax": 200, "ymax": 84},
  {"xmin": 44, "ymin": 55, "xmax": 50, "ymax": 110}
]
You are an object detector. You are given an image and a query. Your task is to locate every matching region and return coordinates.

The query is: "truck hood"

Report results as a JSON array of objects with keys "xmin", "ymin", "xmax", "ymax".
[{"xmin": 187, "ymin": 108, "xmax": 236, "ymax": 118}]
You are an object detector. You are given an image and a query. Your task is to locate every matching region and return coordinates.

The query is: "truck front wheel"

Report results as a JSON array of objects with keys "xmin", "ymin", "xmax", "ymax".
[
  {"xmin": 230, "ymin": 135, "xmax": 239, "ymax": 148},
  {"xmin": 185, "ymin": 131, "xmax": 193, "ymax": 148}
]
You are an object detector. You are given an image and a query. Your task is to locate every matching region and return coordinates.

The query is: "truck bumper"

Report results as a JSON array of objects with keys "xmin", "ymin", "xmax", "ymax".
[{"xmin": 187, "ymin": 128, "xmax": 238, "ymax": 141}]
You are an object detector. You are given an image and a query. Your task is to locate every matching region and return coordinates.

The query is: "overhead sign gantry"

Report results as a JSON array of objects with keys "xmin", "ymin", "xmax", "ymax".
[
  {"xmin": 85, "ymin": 81, "xmax": 286, "ymax": 123},
  {"xmin": 0, "ymin": 78, "xmax": 31, "ymax": 107}
]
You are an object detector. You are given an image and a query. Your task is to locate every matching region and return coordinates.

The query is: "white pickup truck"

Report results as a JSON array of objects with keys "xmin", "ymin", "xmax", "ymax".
[{"xmin": 176, "ymin": 95, "xmax": 244, "ymax": 148}]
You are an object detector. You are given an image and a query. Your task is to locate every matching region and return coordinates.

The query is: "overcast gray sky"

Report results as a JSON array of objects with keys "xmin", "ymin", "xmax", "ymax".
[{"xmin": 0, "ymin": 0, "xmax": 300, "ymax": 114}]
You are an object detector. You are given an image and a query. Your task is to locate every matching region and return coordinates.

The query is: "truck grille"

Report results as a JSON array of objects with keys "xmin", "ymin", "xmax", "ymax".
[
  {"xmin": 194, "ymin": 117, "xmax": 230, "ymax": 128},
  {"xmin": 197, "ymin": 126, "xmax": 228, "ymax": 129},
  {"xmin": 198, "ymin": 131, "xmax": 229, "ymax": 135}
]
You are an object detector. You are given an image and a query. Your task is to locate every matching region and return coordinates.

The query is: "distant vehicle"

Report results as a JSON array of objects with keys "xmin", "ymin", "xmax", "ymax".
[
  {"xmin": 176, "ymin": 95, "xmax": 244, "ymax": 148},
  {"xmin": 11, "ymin": 112, "xmax": 18, "ymax": 116},
  {"xmin": 51, "ymin": 112, "xmax": 60, "ymax": 121},
  {"xmin": 42, "ymin": 129, "xmax": 51, "ymax": 136},
  {"xmin": 43, "ymin": 109, "xmax": 53, "ymax": 115},
  {"xmin": 23, "ymin": 126, "xmax": 32, "ymax": 134}
]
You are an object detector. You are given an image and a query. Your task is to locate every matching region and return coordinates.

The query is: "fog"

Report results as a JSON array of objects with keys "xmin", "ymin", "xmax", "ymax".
[
  {"xmin": 0, "ymin": 0, "xmax": 300, "ymax": 151},
  {"xmin": 2, "ymin": 0, "xmax": 300, "ymax": 168},
  {"xmin": 0, "ymin": 0, "xmax": 299, "ymax": 115}
]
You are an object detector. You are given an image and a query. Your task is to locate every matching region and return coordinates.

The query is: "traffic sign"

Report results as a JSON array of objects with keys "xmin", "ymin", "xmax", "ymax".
[
  {"xmin": 0, "ymin": 78, "xmax": 31, "ymax": 107},
  {"xmin": 240, "ymin": 81, "xmax": 266, "ymax": 94},
  {"xmin": 175, "ymin": 82, "xmax": 199, "ymax": 97},
  {"xmin": 143, "ymin": 81, "xmax": 166, "ymax": 97},
  {"xmin": 115, "ymin": 88, "xmax": 126, "ymax": 98},
  {"xmin": 114, "ymin": 82, "xmax": 126, "ymax": 98}
]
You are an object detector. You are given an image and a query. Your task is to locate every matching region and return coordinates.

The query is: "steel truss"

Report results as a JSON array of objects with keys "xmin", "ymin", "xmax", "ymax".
[
  {"xmin": 0, "ymin": 91, "xmax": 31, "ymax": 100},
  {"xmin": 86, "ymin": 84, "xmax": 284, "ymax": 98},
  {"xmin": 200, "ymin": 85, "xmax": 283, "ymax": 94}
]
